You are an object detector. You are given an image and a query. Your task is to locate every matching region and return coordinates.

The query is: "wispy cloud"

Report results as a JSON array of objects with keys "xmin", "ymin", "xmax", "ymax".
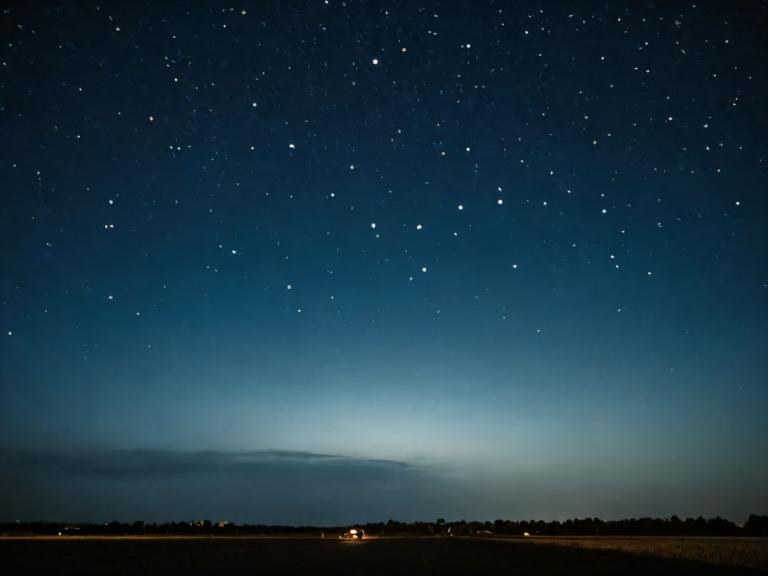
[{"xmin": 0, "ymin": 448, "xmax": 459, "ymax": 524}]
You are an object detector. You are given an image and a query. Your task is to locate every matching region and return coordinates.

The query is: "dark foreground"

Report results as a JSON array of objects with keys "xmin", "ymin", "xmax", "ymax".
[{"xmin": 1, "ymin": 537, "xmax": 765, "ymax": 575}]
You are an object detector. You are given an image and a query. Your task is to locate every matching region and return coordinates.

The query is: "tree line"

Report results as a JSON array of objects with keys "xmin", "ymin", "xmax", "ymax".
[{"xmin": 2, "ymin": 515, "xmax": 767, "ymax": 537}]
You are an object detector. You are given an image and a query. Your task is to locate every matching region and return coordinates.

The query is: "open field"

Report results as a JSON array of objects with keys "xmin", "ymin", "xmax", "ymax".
[
  {"xmin": 498, "ymin": 536, "xmax": 768, "ymax": 571},
  {"xmin": 1, "ymin": 536, "xmax": 766, "ymax": 575}
]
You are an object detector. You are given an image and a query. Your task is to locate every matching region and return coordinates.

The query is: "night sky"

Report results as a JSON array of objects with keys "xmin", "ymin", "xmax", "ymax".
[{"xmin": 1, "ymin": 1, "xmax": 767, "ymax": 525}]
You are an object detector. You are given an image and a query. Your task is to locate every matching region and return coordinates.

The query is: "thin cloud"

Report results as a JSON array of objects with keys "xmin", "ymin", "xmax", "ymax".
[{"xmin": 0, "ymin": 448, "xmax": 458, "ymax": 524}]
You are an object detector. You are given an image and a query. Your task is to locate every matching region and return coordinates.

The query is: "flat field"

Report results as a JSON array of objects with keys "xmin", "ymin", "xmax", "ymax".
[
  {"xmin": 505, "ymin": 535, "xmax": 768, "ymax": 571},
  {"xmin": 1, "ymin": 536, "xmax": 766, "ymax": 575}
]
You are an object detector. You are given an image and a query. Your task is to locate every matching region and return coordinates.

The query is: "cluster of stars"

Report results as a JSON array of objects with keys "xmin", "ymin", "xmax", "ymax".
[{"xmin": 0, "ymin": 2, "xmax": 762, "ymax": 341}]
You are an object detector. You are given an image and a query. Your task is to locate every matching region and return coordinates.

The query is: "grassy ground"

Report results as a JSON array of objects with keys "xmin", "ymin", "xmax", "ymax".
[
  {"xmin": 1, "ymin": 536, "xmax": 766, "ymax": 575},
  {"xmin": 496, "ymin": 535, "xmax": 768, "ymax": 571}
]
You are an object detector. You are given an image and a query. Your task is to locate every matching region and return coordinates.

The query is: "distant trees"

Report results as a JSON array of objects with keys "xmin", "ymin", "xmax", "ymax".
[
  {"xmin": 745, "ymin": 515, "xmax": 768, "ymax": 536},
  {"xmin": 360, "ymin": 516, "xmax": 757, "ymax": 537},
  {"xmin": 467, "ymin": 516, "xmax": 747, "ymax": 537},
  {"xmin": 1, "ymin": 515, "xmax": 766, "ymax": 537}
]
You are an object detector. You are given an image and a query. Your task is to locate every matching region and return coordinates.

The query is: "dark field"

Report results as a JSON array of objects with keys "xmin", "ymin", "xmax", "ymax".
[{"xmin": 2, "ymin": 537, "xmax": 767, "ymax": 575}]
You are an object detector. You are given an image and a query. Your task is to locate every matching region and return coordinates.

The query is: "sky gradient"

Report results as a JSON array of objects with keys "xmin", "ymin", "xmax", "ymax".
[{"xmin": 1, "ymin": 0, "xmax": 767, "ymax": 523}]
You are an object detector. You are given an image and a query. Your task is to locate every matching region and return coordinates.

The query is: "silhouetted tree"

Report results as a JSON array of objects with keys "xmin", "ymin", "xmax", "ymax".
[{"xmin": 745, "ymin": 515, "xmax": 768, "ymax": 536}]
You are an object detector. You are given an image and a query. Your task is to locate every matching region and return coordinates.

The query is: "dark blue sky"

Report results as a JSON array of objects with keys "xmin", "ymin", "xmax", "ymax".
[{"xmin": 1, "ymin": 1, "xmax": 767, "ymax": 524}]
